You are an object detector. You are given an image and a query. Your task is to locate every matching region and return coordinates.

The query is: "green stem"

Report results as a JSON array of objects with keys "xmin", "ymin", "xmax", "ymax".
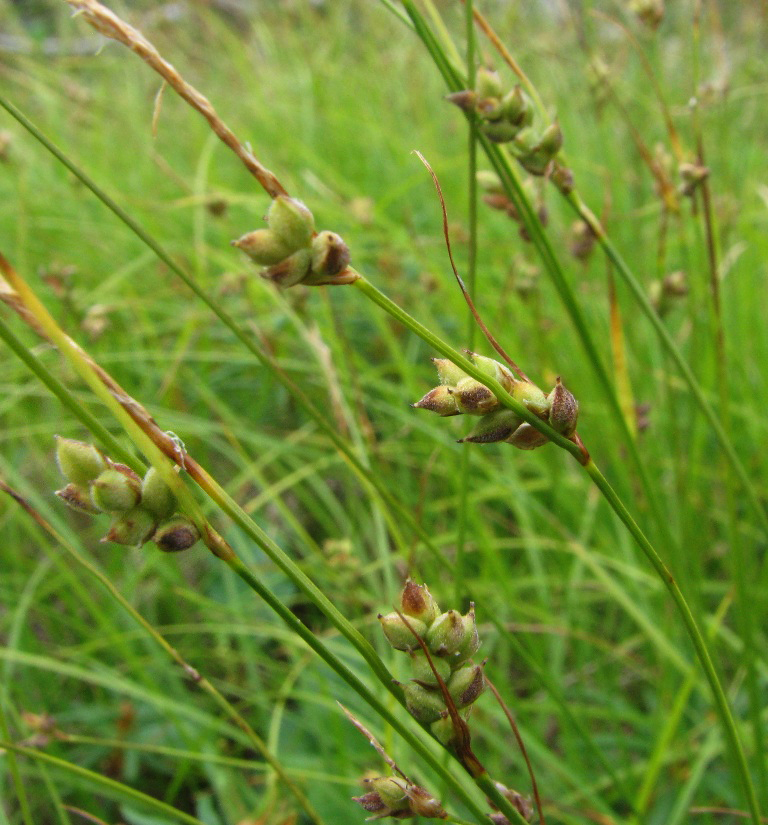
[
  {"xmin": 569, "ymin": 192, "xmax": 768, "ymax": 540},
  {"xmin": 0, "ymin": 741, "xmax": 207, "ymax": 825},
  {"xmin": 583, "ymin": 459, "xmax": 761, "ymax": 824}
]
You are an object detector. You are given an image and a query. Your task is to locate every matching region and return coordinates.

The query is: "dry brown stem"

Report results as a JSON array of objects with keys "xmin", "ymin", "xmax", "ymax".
[{"xmin": 65, "ymin": 0, "xmax": 288, "ymax": 199}]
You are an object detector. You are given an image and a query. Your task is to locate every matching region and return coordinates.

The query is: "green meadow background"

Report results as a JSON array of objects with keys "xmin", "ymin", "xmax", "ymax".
[{"xmin": 1, "ymin": 1, "xmax": 767, "ymax": 823}]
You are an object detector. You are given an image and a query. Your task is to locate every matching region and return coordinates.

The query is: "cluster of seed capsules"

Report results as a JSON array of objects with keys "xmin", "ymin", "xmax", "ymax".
[
  {"xmin": 54, "ymin": 437, "xmax": 199, "ymax": 551},
  {"xmin": 232, "ymin": 195, "xmax": 356, "ymax": 288},
  {"xmin": 448, "ymin": 67, "xmax": 573, "ymax": 194},
  {"xmin": 379, "ymin": 581, "xmax": 486, "ymax": 747},
  {"xmin": 413, "ymin": 353, "xmax": 579, "ymax": 449}
]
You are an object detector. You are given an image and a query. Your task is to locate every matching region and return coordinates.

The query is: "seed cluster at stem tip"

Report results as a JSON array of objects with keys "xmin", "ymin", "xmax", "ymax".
[
  {"xmin": 413, "ymin": 353, "xmax": 578, "ymax": 450},
  {"xmin": 232, "ymin": 195, "xmax": 358, "ymax": 288},
  {"xmin": 447, "ymin": 66, "xmax": 573, "ymax": 194},
  {"xmin": 378, "ymin": 580, "xmax": 485, "ymax": 747},
  {"xmin": 54, "ymin": 436, "xmax": 199, "ymax": 552}
]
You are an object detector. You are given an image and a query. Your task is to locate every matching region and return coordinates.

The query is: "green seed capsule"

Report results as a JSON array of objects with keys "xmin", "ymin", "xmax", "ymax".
[
  {"xmin": 90, "ymin": 467, "xmax": 141, "ymax": 513},
  {"xmin": 379, "ymin": 612, "xmax": 427, "ymax": 651},
  {"xmin": 141, "ymin": 467, "xmax": 176, "ymax": 520},
  {"xmin": 231, "ymin": 228, "xmax": 293, "ymax": 265},
  {"xmin": 55, "ymin": 437, "xmax": 108, "ymax": 485},
  {"xmin": 267, "ymin": 196, "xmax": 315, "ymax": 250},
  {"xmin": 102, "ymin": 507, "xmax": 156, "ymax": 547}
]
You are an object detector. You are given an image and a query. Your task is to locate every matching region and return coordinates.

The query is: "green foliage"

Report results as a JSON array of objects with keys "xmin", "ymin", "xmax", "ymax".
[{"xmin": 1, "ymin": 2, "xmax": 768, "ymax": 824}]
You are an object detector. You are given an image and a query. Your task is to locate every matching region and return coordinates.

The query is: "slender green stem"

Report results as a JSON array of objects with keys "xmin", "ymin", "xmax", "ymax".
[
  {"xmin": 583, "ymin": 459, "xmax": 761, "ymax": 824},
  {"xmin": 569, "ymin": 191, "xmax": 768, "ymax": 539},
  {"xmin": 456, "ymin": 0, "xmax": 478, "ymax": 606},
  {"xmin": 0, "ymin": 741, "xmax": 207, "ymax": 825},
  {"xmin": 0, "ymin": 701, "xmax": 34, "ymax": 825}
]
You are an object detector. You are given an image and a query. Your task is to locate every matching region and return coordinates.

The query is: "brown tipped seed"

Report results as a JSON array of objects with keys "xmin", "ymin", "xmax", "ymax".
[
  {"xmin": 400, "ymin": 580, "xmax": 440, "ymax": 624},
  {"xmin": 406, "ymin": 786, "xmax": 446, "ymax": 819},
  {"xmin": 379, "ymin": 612, "xmax": 427, "ymax": 650},
  {"xmin": 140, "ymin": 467, "xmax": 176, "ymax": 520},
  {"xmin": 413, "ymin": 386, "xmax": 461, "ymax": 417},
  {"xmin": 231, "ymin": 228, "xmax": 293, "ymax": 265},
  {"xmin": 547, "ymin": 378, "xmax": 579, "ymax": 437},
  {"xmin": 261, "ymin": 248, "xmax": 312, "ymax": 288},
  {"xmin": 266, "ymin": 196, "xmax": 314, "ymax": 249},
  {"xmin": 352, "ymin": 790, "xmax": 388, "ymax": 815},
  {"xmin": 552, "ymin": 163, "xmax": 575, "ymax": 195},
  {"xmin": 310, "ymin": 230, "xmax": 350, "ymax": 276},
  {"xmin": 451, "ymin": 377, "xmax": 498, "ymax": 415},
  {"xmin": 55, "ymin": 437, "xmax": 108, "ymax": 485},
  {"xmin": 102, "ymin": 507, "xmax": 156, "ymax": 547},
  {"xmin": 403, "ymin": 682, "xmax": 446, "ymax": 723},
  {"xmin": 90, "ymin": 467, "xmax": 141, "ymax": 513},
  {"xmin": 460, "ymin": 409, "xmax": 522, "ymax": 444},
  {"xmin": 153, "ymin": 515, "xmax": 199, "ymax": 552},
  {"xmin": 506, "ymin": 422, "xmax": 549, "ymax": 450},
  {"xmin": 55, "ymin": 483, "xmax": 102, "ymax": 514},
  {"xmin": 448, "ymin": 664, "xmax": 486, "ymax": 708},
  {"xmin": 409, "ymin": 650, "xmax": 452, "ymax": 686},
  {"xmin": 445, "ymin": 89, "xmax": 476, "ymax": 112},
  {"xmin": 432, "ymin": 357, "xmax": 468, "ymax": 387}
]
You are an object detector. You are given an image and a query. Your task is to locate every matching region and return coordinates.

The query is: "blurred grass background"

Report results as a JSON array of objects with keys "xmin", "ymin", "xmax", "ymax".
[{"xmin": 1, "ymin": 1, "xmax": 767, "ymax": 823}]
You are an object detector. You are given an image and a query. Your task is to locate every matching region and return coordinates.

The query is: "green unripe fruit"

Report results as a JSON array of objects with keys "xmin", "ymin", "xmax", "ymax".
[
  {"xmin": 475, "ymin": 66, "xmax": 504, "ymax": 100},
  {"xmin": 90, "ymin": 467, "xmax": 141, "ymax": 513},
  {"xmin": 425, "ymin": 610, "xmax": 465, "ymax": 656},
  {"xmin": 231, "ymin": 228, "xmax": 293, "ymax": 265},
  {"xmin": 379, "ymin": 612, "xmax": 427, "ymax": 651},
  {"xmin": 470, "ymin": 353, "xmax": 515, "ymax": 391},
  {"xmin": 267, "ymin": 196, "xmax": 314, "ymax": 249},
  {"xmin": 409, "ymin": 650, "xmax": 452, "ymax": 687},
  {"xmin": 141, "ymin": 467, "xmax": 176, "ymax": 520},
  {"xmin": 432, "ymin": 358, "xmax": 468, "ymax": 387},
  {"xmin": 102, "ymin": 507, "xmax": 156, "ymax": 547},
  {"xmin": 512, "ymin": 381, "xmax": 550, "ymax": 417},
  {"xmin": 367, "ymin": 777, "xmax": 409, "ymax": 811},
  {"xmin": 403, "ymin": 682, "xmax": 446, "ymax": 723},
  {"xmin": 55, "ymin": 437, "xmax": 108, "ymax": 485},
  {"xmin": 262, "ymin": 248, "xmax": 312, "ymax": 288}
]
